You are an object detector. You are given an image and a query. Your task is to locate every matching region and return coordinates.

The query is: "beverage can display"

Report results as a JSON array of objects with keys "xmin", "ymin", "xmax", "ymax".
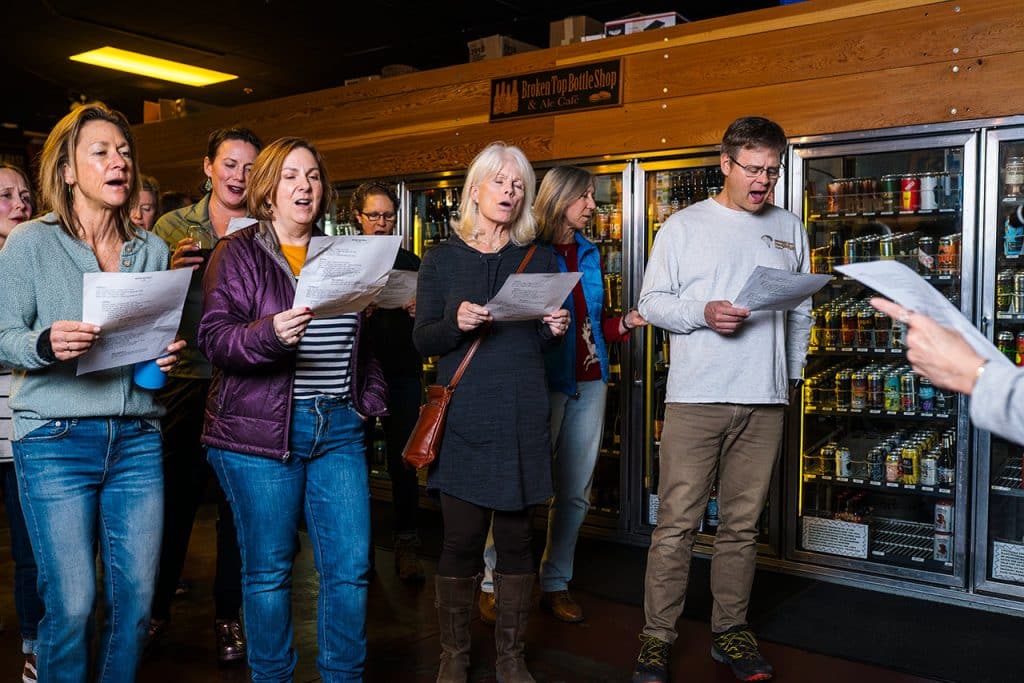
[
  {"xmin": 867, "ymin": 372, "xmax": 884, "ymax": 409},
  {"xmin": 820, "ymin": 444, "xmax": 837, "ymax": 476},
  {"xmin": 997, "ymin": 269, "xmax": 1014, "ymax": 311},
  {"xmin": 918, "ymin": 376, "xmax": 936, "ymax": 412},
  {"xmin": 900, "ymin": 174, "xmax": 920, "ymax": 211},
  {"xmin": 868, "ymin": 447, "xmax": 886, "ymax": 481},
  {"xmin": 856, "ymin": 310, "xmax": 874, "ymax": 347},
  {"xmin": 835, "ymin": 371, "xmax": 851, "ymax": 409},
  {"xmin": 920, "ymin": 452, "xmax": 939, "ymax": 486},
  {"xmin": 919, "ymin": 172, "xmax": 938, "ymax": 210},
  {"xmin": 836, "ymin": 446, "xmax": 853, "ymax": 477},
  {"xmin": 844, "ymin": 239, "xmax": 859, "ymax": 265},
  {"xmin": 884, "ymin": 373, "xmax": 901, "ymax": 412},
  {"xmin": 901, "ymin": 446, "xmax": 920, "ymax": 485},
  {"xmin": 933, "ymin": 532, "xmax": 952, "ymax": 562},
  {"xmin": 850, "ymin": 372, "xmax": 867, "ymax": 410},
  {"xmin": 1004, "ymin": 206, "xmax": 1024, "ymax": 257},
  {"xmin": 885, "ymin": 451, "xmax": 902, "ymax": 483},
  {"xmin": 998, "ymin": 331, "xmax": 1016, "ymax": 363},
  {"xmin": 878, "ymin": 235, "xmax": 895, "ymax": 260},
  {"xmin": 1005, "ymin": 156, "xmax": 1024, "ymax": 197},
  {"xmin": 880, "ymin": 174, "xmax": 899, "ymax": 211},
  {"xmin": 900, "ymin": 373, "xmax": 917, "ymax": 412},
  {"xmin": 935, "ymin": 500, "xmax": 954, "ymax": 533},
  {"xmin": 827, "ymin": 180, "xmax": 842, "ymax": 213},
  {"xmin": 1017, "ymin": 331, "xmax": 1024, "ymax": 367},
  {"xmin": 917, "ymin": 235, "xmax": 935, "ymax": 273},
  {"xmin": 841, "ymin": 309, "xmax": 857, "ymax": 347},
  {"xmin": 937, "ymin": 235, "xmax": 958, "ymax": 273},
  {"xmin": 873, "ymin": 311, "xmax": 891, "ymax": 347},
  {"xmin": 1014, "ymin": 271, "xmax": 1024, "ymax": 314}
]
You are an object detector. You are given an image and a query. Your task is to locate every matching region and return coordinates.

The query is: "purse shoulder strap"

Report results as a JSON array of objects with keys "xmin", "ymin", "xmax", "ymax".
[{"xmin": 447, "ymin": 244, "xmax": 538, "ymax": 390}]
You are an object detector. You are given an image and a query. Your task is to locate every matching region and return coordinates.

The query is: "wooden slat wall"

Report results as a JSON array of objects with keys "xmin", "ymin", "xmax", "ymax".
[{"xmin": 133, "ymin": 0, "xmax": 1023, "ymax": 192}]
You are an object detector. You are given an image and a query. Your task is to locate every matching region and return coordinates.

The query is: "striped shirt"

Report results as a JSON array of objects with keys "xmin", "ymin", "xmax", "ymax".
[{"xmin": 293, "ymin": 313, "xmax": 358, "ymax": 399}]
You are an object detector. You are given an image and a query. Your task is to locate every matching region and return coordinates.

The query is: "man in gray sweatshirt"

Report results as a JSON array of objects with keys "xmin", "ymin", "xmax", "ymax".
[{"xmin": 632, "ymin": 117, "xmax": 811, "ymax": 683}]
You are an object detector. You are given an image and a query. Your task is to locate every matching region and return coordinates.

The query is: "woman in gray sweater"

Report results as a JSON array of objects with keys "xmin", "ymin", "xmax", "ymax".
[
  {"xmin": 414, "ymin": 142, "xmax": 568, "ymax": 683},
  {"xmin": 0, "ymin": 102, "xmax": 183, "ymax": 683}
]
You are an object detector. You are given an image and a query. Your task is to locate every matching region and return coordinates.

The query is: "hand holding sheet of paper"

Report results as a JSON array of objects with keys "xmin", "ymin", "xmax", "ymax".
[
  {"xmin": 732, "ymin": 266, "xmax": 832, "ymax": 311},
  {"xmin": 483, "ymin": 272, "xmax": 582, "ymax": 321},
  {"xmin": 373, "ymin": 270, "xmax": 418, "ymax": 309},
  {"xmin": 836, "ymin": 260, "xmax": 1012, "ymax": 367},
  {"xmin": 292, "ymin": 235, "xmax": 401, "ymax": 317},
  {"xmin": 77, "ymin": 268, "xmax": 192, "ymax": 375}
]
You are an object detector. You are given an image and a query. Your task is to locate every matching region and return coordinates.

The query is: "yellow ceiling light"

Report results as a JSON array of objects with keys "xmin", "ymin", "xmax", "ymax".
[{"xmin": 69, "ymin": 47, "xmax": 237, "ymax": 87}]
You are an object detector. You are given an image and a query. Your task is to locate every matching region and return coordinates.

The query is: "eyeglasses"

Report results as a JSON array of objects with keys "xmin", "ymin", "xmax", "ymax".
[
  {"xmin": 359, "ymin": 211, "xmax": 397, "ymax": 223},
  {"xmin": 729, "ymin": 156, "xmax": 783, "ymax": 180}
]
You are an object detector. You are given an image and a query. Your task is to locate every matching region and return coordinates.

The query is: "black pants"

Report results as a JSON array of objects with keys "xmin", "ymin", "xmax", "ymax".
[
  {"xmin": 151, "ymin": 377, "xmax": 242, "ymax": 622},
  {"xmin": 365, "ymin": 373, "xmax": 422, "ymax": 536},
  {"xmin": 438, "ymin": 493, "xmax": 534, "ymax": 578}
]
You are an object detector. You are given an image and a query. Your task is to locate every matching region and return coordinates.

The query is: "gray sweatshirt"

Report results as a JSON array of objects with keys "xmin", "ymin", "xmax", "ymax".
[
  {"xmin": 638, "ymin": 199, "xmax": 812, "ymax": 405},
  {"xmin": 971, "ymin": 365, "xmax": 1024, "ymax": 445}
]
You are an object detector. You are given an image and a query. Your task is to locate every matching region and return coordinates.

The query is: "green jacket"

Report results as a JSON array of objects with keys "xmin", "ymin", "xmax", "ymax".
[{"xmin": 0, "ymin": 215, "xmax": 170, "ymax": 440}]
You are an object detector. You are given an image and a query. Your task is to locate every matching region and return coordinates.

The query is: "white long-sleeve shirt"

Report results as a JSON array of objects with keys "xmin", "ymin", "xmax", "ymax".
[
  {"xmin": 972, "ymin": 365, "xmax": 1024, "ymax": 445},
  {"xmin": 639, "ymin": 199, "xmax": 812, "ymax": 405}
]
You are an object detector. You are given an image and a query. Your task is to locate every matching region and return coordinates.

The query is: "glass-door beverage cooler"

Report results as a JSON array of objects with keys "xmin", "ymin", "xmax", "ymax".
[
  {"xmin": 974, "ymin": 125, "xmax": 1024, "ymax": 600},
  {"xmin": 630, "ymin": 150, "xmax": 784, "ymax": 554},
  {"xmin": 787, "ymin": 130, "xmax": 978, "ymax": 587}
]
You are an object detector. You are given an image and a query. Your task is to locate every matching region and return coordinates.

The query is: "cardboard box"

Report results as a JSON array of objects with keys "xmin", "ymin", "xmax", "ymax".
[
  {"xmin": 549, "ymin": 15, "xmax": 604, "ymax": 47},
  {"xmin": 467, "ymin": 34, "xmax": 539, "ymax": 62},
  {"xmin": 605, "ymin": 12, "xmax": 688, "ymax": 37}
]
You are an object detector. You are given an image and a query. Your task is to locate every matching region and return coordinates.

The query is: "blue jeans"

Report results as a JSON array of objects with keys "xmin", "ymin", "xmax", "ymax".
[
  {"xmin": 1, "ymin": 462, "xmax": 42, "ymax": 654},
  {"xmin": 12, "ymin": 418, "xmax": 164, "ymax": 683},
  {"xmin": 483, "ymin": 380, "xmax": 607, "ymax": 592},
  {"xmin": 209, "ymin": 396, "xmax": 369, "ymax": 683}
]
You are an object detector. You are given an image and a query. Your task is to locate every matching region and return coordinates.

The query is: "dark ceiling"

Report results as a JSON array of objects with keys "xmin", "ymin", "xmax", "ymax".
[{"xmin": 5, "ymin": 0, "xmax": 776, "ymax": 139}]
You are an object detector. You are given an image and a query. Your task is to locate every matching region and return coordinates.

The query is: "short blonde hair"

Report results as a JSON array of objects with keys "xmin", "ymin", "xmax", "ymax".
[
  {"xmin": 455, "ymin": 142, "xmax": 536, "ymax": 246},
  {"xmin": 247, "ymin": 137, "xmax": 333, "ymax": 223},
  {"xmin": 37, "ymin": 102, "xmax": 139, "ymax": 240},
  {"xmin": 534, "ymin": 166, "xmax": 594, "ymax": 244}
]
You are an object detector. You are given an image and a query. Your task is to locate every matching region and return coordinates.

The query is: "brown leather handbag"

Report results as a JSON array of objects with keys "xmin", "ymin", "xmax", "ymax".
[{"xmin": 402, "ymin": 245, "xmax": 537, "ymax": 469}]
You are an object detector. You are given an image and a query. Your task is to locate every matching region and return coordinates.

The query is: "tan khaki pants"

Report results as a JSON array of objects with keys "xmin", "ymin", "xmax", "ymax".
[{"xmin": 641, "ymin": 403, "xmax": 784, "ymax": 641}]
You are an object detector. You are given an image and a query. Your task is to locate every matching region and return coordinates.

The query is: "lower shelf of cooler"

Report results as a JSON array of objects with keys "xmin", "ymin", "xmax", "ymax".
[{"xmin": 798, "ymin": 514, "xmax": 954, "ymax": 575}]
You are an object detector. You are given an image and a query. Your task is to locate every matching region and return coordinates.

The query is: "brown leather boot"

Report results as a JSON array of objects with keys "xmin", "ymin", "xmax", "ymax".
[
  {"xmin": 435, "ymin": 575, "xmax": 476, "ymax": 682},
  {"xmin": 493, "ymin": 572, "xmax": 536, "ymax": 683}
]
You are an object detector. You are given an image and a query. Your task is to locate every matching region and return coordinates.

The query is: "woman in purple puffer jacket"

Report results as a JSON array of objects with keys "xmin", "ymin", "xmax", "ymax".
[{"xmin": 197, "ymin": 136, "xmax": 387, "ymax": 682}]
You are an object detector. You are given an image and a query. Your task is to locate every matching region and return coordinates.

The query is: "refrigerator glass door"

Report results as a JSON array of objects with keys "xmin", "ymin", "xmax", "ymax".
[
  {"xmin": 974, "ymin": 126, "xmax": 1024, "ymax": 599},
  {"xmin": 788, "ymin": 132, "xmax": 977, "ymax": 586},
  {"xmin": 632, "ymin": 153, "xmax": 780, "ymax": 552}
]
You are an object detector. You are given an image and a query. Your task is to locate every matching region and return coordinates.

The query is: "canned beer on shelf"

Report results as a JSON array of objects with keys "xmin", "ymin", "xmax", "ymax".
[
  {"xmin": 836, "ymin": 446, "xmax": 853, "ymax": 477},
  {"xmin": 873, "ymin": 310, "xmax": 891, "ymax": 347},
  {"xmin": 919, "ymin": 172, "xmax": 939, "ymax": 211},
  {"xmin": 901, "ymin": 446, "xmax": 920, "ymax": 485},
  {"xmin": 850, "ymin": 372, "xmax": 867, "ymax": 410},
  {"xmin": 880, "ymin": 174, "xmax": 899, "ymax": 212},
  {"xmin": 920, "ymin": 451, "xmax": 939, "ymax": 487},
  {"xmin": 997, "ymin": 269, "xmax": 1014, "ymax": 312},
  {"xmin": 998, "ymin": 330, "xmax": 1016, "ymax": 363},
  {"xmin": 1005, "ymin": 156, "xmax": 1024, "ymax": 197},
  {"xmin": 936, "ymin": 235, "xmax": 958, "ymax": 274},
  {"xmin": 935, "ymin": 500, "xmax": 954, "ymax": 533},
  {"xmin": 1017, "ymin": 331, "xmax": 1024, "ymax": 367},
  {"xmin": 918, "ymin": 376, "xmax": 936, "ymax": 412},
  {"xmin": 900, "ymin": 173, "xmax": 920, "ymax": 211},
  {"xmin": 856, "ymin": 309, "xmax": 874, "ymax": 347},
  {"xmin": 917, "ymin": 235, "xmax": 935, "ymax": 274},
  {"xmin": 1014, "ymin": 271, "xmax": 1024, "ymax": 313},
  {"xmin": 933, "ymin": 532, "xmax": 952, "ymax": 562},
  {"xmin": 900, "ymin": 373, "xmax": 917, "ymax": 412}
]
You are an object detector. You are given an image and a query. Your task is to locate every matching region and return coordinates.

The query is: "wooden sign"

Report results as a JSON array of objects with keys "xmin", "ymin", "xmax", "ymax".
[{"xmin": 490, "ymin": 59, "xmax": 621, "ymax": 122}]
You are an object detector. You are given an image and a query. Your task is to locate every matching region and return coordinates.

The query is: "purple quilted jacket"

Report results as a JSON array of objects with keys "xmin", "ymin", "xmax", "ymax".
[{"xmin": 197, "ymin": 222, "xmax": 388, "ymax": 460}]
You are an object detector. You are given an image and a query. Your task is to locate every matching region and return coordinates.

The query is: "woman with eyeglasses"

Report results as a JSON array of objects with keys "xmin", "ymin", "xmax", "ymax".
[
  {"xmin": 352, "ymin": 182, "xmax": 426, "ymax": 582},
  {"xmin": 414, "ymin": 142, "xmax": 569, "ymax": 683}
]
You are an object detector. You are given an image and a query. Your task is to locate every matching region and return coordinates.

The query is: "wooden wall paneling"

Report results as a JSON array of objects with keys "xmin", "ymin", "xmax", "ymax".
[
  {"xmin": 318, "ymin": 116, "xmax": 556, "ymax": 183},
  {"xmin": 624, "ymin": 0, "xmax": 1023, "ymax": 103},
  {"xmin": 554, "ymin": 0, "xmax": 945, "ymax": 67},
  {"xmin": 553, "ymin": 50, "xmax": 1024, "ymax": 159}
]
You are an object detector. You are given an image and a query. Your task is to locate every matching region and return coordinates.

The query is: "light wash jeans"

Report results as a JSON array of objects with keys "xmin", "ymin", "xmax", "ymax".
[
  {"xmin": 483, "ymin": 380, "xmax": 608, "ymax": 592},
  {"xmin": 12, "ymin": 417, "xmax": 164, "ymax": 683},
  {"xmin": 209, "ymin": 396, "xmax": 370, "ymax": 683}
]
